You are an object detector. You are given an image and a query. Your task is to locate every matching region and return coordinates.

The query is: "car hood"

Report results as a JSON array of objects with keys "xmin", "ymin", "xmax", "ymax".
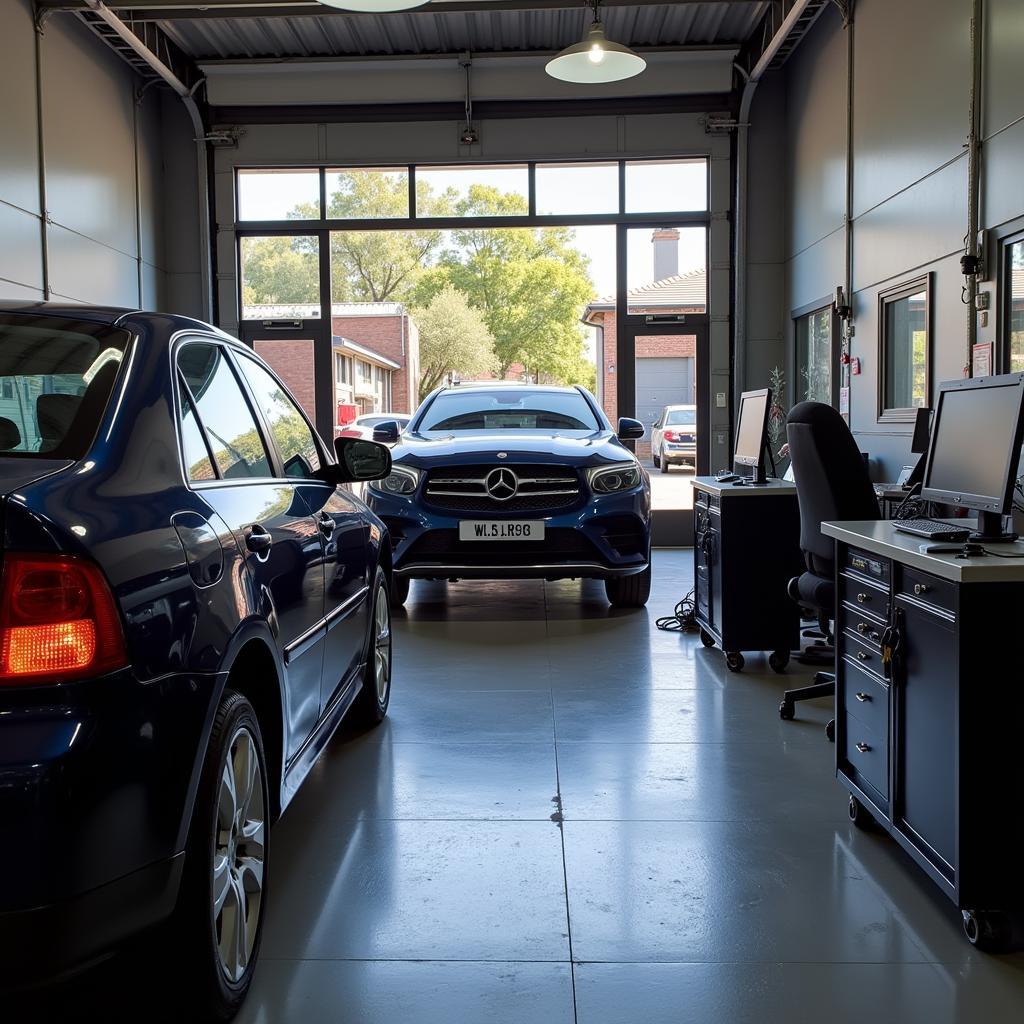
[{"xmin": 392, "ymin": 430, "xmax": 635, "ymax": 468}]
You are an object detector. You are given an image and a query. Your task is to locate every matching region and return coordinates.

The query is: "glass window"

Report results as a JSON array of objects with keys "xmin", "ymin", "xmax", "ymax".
[
  {"xmin": 178, "ymin": 382, "xmax": 216, "ymax": 482},
  {"xmin": 880, "ymin": 280, "xmax": 929, "ymax": 419},
  {"xmin": 796, "ymin": 307, "xmax": 834, "ymax": 404},
  {"xmin": 535, "ymin": 162, "xmax": 619, "ymax": 216},
  {"xmin": 240, "ymin": 235, "xmax": 320, "ymax": 321},
  {"xmin": 0, "ymin": 316, "xmax": 129, "ymax": 458},
  {"xmin": 625, "ymin": 159, "xmax": 707, "ymax": 213},
  {"xmin": 625, "ymin": 226, "xmax": 706, "ymax": 316},
  {"xmin": 1007, "ymin": 238, "xmax": 1024, "ymax": 374},
  {"xmin": 326, "ymin": 167, "xmax": 409, "ymax": 219},
  {"xmin": 237, "ymin": 169, "xmax": 321, "ymax": 221},
  {"xmin": 178, "ymin": 344, "xmax": 272, "ymax": 480},
  {"xmin": 665, "ymin": 407, "xmax": 697, "ymax": 426},
  {"xmin": 417, "ymin": 388, "xmax": 599, "ymax": 433},
  {"xmin": 237, "ymin": 355, "xmax": 322, "ymax": 479},
  {"xmin": 416, "ymin": 164, "xmax": 529, "ymax": 218}
]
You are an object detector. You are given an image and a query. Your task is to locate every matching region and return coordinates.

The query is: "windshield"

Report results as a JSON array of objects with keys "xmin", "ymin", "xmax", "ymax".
[
  {"xmin": 0, "ymin": 316, "xmax": 130, "ymax": 459},
  {"xmin": 418, "ymin": 389, "xmax": 600, "ymax": 433},
  {"xmin": 666, "ymin": 409, "xmax": 697, "ymax": 427}
]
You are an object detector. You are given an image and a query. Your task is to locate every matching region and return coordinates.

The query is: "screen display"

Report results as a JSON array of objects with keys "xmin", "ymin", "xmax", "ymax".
[
  {"xmin": 925, "ymin": 381, "xmax": 1023, "ymax": 503},
  {"xmin": 735, "ymin": 392, "xmax": 768, "ymax": 463}
]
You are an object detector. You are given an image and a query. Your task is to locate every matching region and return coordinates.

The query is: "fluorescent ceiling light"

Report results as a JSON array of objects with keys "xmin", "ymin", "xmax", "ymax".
[
  {"xmin": 316, "ymin": 0, "xmax": 431, "ymax": 11},
  {"xmin": 546, "ymin": 13, "xmax": 646, "ymax": 85}
]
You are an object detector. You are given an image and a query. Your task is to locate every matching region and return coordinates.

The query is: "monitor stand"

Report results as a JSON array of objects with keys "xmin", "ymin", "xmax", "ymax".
[{"xmin": 970, "ymin": 510, "xmax": 1019, "ymax": 543}]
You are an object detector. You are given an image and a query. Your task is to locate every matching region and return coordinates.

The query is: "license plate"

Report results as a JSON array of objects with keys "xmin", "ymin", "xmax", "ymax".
[{"xmin": 458, "ymin": 520, "xmax": 545, "ymax": 541}]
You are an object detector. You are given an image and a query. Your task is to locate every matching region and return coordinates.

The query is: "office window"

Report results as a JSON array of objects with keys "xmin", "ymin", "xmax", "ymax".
[
  {"xmin": 1006, "ymin": 237, "xmax": 1024, "ymax": 374},
  {"xmin": 796, "ymin": 306, "xmax": 834, "ymax": 405},
  {"xmin": 237, "ymin": 169, "xmax": 321, "ymax": 221},
  {"xmin": 879, "ymin": 277, "xmax": 930, "ymax": 421}
]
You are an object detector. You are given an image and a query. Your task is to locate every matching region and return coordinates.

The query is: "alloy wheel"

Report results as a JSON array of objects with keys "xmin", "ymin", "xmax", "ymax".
[{"xmin": 374, "ymin": 584, "xmax": 392, "ymax": 703}]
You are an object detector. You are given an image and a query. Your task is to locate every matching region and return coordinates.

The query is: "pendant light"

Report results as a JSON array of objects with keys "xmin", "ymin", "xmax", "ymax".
[
  {"xmin": 316, "ymin": 1, "xmax": 430, "ymax": 12},
  {"xmin": 545, "ymin": 0, "xmax": 646, "ymax": 85}
]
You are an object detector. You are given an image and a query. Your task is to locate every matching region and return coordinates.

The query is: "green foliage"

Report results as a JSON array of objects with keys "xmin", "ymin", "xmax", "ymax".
[
  {"xmin": 240, "ymin": 235, "xmax": 318, "ymax": 307},
  {"xmin": 413, "ymin": 285, "xmax": 498, "ymax": 395}
]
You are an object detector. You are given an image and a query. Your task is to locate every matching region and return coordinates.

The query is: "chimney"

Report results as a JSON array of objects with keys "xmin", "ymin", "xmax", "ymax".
[{"xmin": 652, "ymin": 228, "xmax": 680, "ymax": 281}]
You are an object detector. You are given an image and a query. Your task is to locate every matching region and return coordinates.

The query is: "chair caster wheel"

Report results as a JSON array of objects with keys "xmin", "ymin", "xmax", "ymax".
[
  {"xmin": 962, "ymin": 910, "xmax": 1012, "ymax": 952},
  {"xmin": 768, "ymin": 650, "xmax": 790, "ymax": 673},
  {"xmin": 779, "ymin": 700, "xmax": 795, "ymax": 720},
  {"xmin": 848, "ymin": 794, "xmax": 871, "ymax": 828},
  {"xmin": 725, "ymin": 652, "xmax": 745, "ymax": 672},
  {"xmin": 826, "ymin": 719, "xmax": 835, "ymax": 743},
  {"xmin": 699, "ymin": 628, "xmax": 716, "ymax": 648}
]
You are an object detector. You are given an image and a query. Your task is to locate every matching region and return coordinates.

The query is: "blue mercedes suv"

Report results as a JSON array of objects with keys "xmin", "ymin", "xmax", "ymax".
[
  {"xmin": 367, "ymin": 383, "xmax": 652, "ymax": 607},
  {"xmin": 0, "ymin": 304, "xmax": 394, "ymax": 1019}
]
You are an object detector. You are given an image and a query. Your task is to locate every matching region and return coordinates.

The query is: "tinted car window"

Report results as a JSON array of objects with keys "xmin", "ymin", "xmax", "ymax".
[
  {"xmin": 419, "ymin": 390, "xmax": 600, "ymax": 433},
  {"xmin": 178, "ymin": 343, "xmax": 271, "ymax": 479},
  {"xmin": 237, "ymin": 356, "xmax": 321, "ymax": 479},
  {"xmin": 0, "ymin": 316, "xmax": 130, "ymax": 458},
  {"xmin": 666, "ymin": 409, "xmax": 697, "ymax": 426},
  {"xmin": 178, "ymin": 380, "xmax": 217, "ymax": 482}
]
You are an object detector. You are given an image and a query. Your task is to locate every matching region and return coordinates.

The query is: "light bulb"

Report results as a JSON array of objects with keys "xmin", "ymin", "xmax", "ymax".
[{"xmin": 588, "ymin": 43, "xmax": 605, "ymax": 65}]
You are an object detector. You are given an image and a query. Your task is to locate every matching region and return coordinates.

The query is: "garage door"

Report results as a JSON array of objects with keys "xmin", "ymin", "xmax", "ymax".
[{"xmin": 636, "ymin": 357, "xmax": 694, "ymax": 435}]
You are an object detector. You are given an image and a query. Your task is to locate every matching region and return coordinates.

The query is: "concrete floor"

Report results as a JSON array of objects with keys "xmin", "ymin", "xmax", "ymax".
[{"xmin": 23, "ymin": 551, "xmax": 1024, "ymax": 1021}]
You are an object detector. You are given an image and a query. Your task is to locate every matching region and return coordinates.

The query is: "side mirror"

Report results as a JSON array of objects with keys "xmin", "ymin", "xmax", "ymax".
[
  {"xmin": 617, "ymin": 417, "xmax": 645, "ymax": 441},
  {"xmin": 332, "ymin": 437, "xmax": 392, "ymax": 483},
  {"xmin": 372, "ymin": 420, "xmax": 401, "ymax": 444}
]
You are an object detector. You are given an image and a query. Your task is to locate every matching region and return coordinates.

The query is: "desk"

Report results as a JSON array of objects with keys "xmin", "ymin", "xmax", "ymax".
[
  {"xmin": 692, "ymin": 477, "xmax": 803, "ymax": 673},
  {"xmin": 822, "ymin": 519, "xmax": 1024, "ymax": 947}
]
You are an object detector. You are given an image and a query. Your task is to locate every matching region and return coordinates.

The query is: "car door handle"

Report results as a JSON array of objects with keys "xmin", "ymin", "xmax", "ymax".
[
  {"xmin": 316, "ymin": 512, "xmax": 335, "ymax": 537},
  {"xmin": 245, "ymin": 524, "xmax": 273, "ymax": 554}
]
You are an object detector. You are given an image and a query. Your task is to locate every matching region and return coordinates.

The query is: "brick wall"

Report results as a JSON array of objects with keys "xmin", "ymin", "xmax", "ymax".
[
  {"xmin": 255, "ymin": 339, "xmax": 316, "ymax": 423},
  {"xmin": 331, "ymin": 313, "xmax": 419, "ymax": 414}
]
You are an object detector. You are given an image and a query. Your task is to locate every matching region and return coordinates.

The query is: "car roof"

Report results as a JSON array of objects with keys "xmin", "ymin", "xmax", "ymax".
[
  {"xmin": 440, "ymin": 382, "xmax": 581, "ymax": 395},
  {"xmin": 663, "ymin": 404, "xmax": 697, "ymax": 410},
  {"xmin": 0, "ymin": 301, "xmax": 236, "ymax": 341}
]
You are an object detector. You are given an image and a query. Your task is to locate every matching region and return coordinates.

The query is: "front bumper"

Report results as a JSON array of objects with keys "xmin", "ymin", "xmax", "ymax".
[{"xmin": 368, "ymin": 486, "xmax": 650, "ymax": 581}]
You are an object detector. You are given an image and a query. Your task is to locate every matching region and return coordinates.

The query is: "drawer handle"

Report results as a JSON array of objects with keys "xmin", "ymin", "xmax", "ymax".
[
  {"xmin": 854, "ymin": 691, "xmax": 872, "ymax": 702},
  {"xmin": 856, "ymin": 623, "xmax": 880, "ymax": 641},
  {"xmin": 856, "ymin": 651, "xmax": 870, "ymax": 662},
  {"xmin": 913, "ymin": 583, "xmax": 930, "ymax": 596},
  {"xmin": 855, "ymin": 742, "xmax": 872, "ymax": 753},
  {"xmin": 856, "ymin": 592, "xmax": 871, "ymax": 604}
]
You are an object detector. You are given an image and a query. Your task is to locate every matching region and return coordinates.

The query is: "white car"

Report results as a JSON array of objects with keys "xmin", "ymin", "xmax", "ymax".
[
  {"xmin": 338, "ymin": 412, "xmax": 411, "ymax": 444},
  {"xmin": 651, "ymin": 404, "xmax": 697, "ymax": 473}
]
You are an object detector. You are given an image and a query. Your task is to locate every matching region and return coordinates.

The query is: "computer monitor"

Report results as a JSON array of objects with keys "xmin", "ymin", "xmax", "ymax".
[
  {"xmin": 734, "ymin": 388, "xmax": 772, "ymax": 483},
  {"xmin": 903, "ymin": 406, "xmax": 933, "ymax": 488},
  {"xmin": 921, "ymin": 373, "xmax": 1024, "ymax": 541}
]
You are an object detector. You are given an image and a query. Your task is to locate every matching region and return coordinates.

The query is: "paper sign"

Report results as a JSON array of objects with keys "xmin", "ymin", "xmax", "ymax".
[
  {"xmin": 839, "ymin": 386, "xmax": 850, "ymax": 416},
  {"xmin": 972, "ymin": 342, "xmax": 993, "ymax": 378}
]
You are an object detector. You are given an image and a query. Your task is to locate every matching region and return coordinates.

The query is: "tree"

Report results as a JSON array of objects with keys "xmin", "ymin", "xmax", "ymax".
[
  {"xmin": 240, "ymin": 235, "xmax": 318, "ymax": 308},
  {"xmin": 414, "ymin": 285, "xmax": 498, "ymax": 395}
]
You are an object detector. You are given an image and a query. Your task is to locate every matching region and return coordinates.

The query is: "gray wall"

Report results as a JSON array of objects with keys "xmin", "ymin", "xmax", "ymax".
[
  {"xmin": 0, "ymin": 3, "xmax": 197, "ymax": 311},
  {"xmin": 751, "ymin": 0, "xmax": 1024, "ymax": 479}
]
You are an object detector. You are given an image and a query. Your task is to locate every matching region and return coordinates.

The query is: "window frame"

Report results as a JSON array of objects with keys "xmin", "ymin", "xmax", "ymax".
[
  {"xmin": 999, "ymin": 228, "xmax": 1024, "ymax": 374},
  {"xmin": 792, "ymin": 298, "xmax": 839, "ymax": 409},
  {"xmin": 877, "ymin": 274, "xmax": 932, "ymax": 424}
]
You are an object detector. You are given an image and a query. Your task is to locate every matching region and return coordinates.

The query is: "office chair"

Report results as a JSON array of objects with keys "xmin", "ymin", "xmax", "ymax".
[{"xmin": 780, "ymin": 402, "xmax": 880, "ymax": 740}]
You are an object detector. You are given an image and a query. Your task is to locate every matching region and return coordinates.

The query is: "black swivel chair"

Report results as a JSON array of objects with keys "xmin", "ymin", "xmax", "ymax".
[{"xmin": 779, "ymin": 402, "xmax": 881, "ymax": 739}]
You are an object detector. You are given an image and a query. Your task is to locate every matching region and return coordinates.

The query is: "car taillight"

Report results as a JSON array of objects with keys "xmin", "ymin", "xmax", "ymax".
[
  {"xmin": 663, "ymin": 430, "xmax": 678, "ymax": 442},
  {"xmin": 0, "ymin": 553, "xmax": 127, "ymax": 685}
]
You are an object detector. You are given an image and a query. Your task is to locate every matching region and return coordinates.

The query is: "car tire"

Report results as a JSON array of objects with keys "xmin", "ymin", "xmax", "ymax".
[
  {"xmin": 172, "ymin": 690, "xmax": 269, "ymax": 1022},
  {"xmin": 659, "ymin": 456, "xmax": 669, "ymax": 474},
  {"xmin": 350, "ymin": 568, "xmax": 392, "ymax": 729},
  {"xmin": 652, "ymin": 451, "xmax": 661, "ymax": 469},
  {"xmin": 391, "ymin": 573, "xmax": 410, "ymax": 608},
  {"xmin": 605, "ymin": 563, "xmax": 652, "ymax": 608}
]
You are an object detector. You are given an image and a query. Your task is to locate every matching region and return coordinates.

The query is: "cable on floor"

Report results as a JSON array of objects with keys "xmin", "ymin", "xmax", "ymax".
[{"xmin": 656, "ymin": 589, "xmax": 699, "ymax": 632}]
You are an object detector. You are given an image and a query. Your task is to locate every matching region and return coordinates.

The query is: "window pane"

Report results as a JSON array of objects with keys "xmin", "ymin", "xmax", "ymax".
[
  {"xmin": 178, "ymin": 344, "xmax": 271, "ymax": 479},
  {"xmin": 884, "ymin": 290, "xmax": 928, "ymax": 410},
  {"xmin": 625, "ymin": 159, "xmax": 707, "ymax": 213},
  {"xmin": 1010, "ymin": 240, "xmax": 1024, "ymax": 374},
  {"xmin": 326, "ymin": 168, "xmax": 409, "ymax": 219},
  {"xmin": 796, "ymin": 308, "xmax": 832, "ymax": 404},
  {"xmin": 240, "ymin": 235, "xmax": 320, "ymax": 321},
  {"xmin": 535, "ymin": 162, "xmax": 619, "ymax": 216},
  {"xmin": 626, "ymin": 226, "xmax": 706, "ymax": 316},
  {"xmin": 178, "ymin": 382, "xmax": 216, "ymax": 481},
  {"xmin": 416, "ymin": 165, "xmax": 529, "ymax": 217},
  {"xmin": 238, "ymin": 355, "xmax": 321, "ymax": 479},
  {"xmin": 237, "ymin": 169, "xmax": 321, "ymax": 221}
]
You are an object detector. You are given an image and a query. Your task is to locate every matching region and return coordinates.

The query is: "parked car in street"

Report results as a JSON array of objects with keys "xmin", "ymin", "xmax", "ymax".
[
  {"xmin": 0, "ymin": 304, "xmax": 394, "ymax": 1020},
  {"xmin": 651, "ymin": 403, "xmax": 698, "ymax": 472},
  {"xmin": 337, "ymin": 412, "xmax": 411, "ymax": 444},
  {"xmin": 366, "ymin": 383, "xmax": 652, "ymax": 608}
]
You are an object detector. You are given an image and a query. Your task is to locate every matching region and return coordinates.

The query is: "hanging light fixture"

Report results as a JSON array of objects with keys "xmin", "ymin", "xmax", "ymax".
[
  {"xmin": 316, "ymin": 0, "xmax": 430, "ymax": 12},
  {"xmin": 545, "ymin": 0, "xmax": 646, "ymax": 84}
]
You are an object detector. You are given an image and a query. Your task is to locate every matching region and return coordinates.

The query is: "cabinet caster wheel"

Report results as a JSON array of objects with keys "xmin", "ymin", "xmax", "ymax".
[
  {"xmin": 768, "ymin": 650, "xmax": 790, "ymax": 673},
  {"xmin": 826, "ymin": 719, "xmax": 835, "ymax": 743},
  {"xmin": 779, "ymin": 700, "xmax": 794, "ymax": 721},
  {"xmin": 725, "ymin": 652, "xmax": 745, "ymax": 672},
  {"xmin": 699, "ymin": 628, "xmax": 716, "ymax": 648},
  {"xmin": 848, "ymin": 794, "xmax": 872, "ymax": 829},
  {"xmin": 962, "ymin": 910, "xmax": 1012, "ymax": 952}
]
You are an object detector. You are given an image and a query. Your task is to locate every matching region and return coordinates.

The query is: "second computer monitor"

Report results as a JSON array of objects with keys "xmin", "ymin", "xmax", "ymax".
[
  {"xmin": 911, "ymin": 406, "xmax": 933, "ymax": 455},
  {"xmin": 734, "ymin": 388, "xmax": 772, "ymax": 483}
]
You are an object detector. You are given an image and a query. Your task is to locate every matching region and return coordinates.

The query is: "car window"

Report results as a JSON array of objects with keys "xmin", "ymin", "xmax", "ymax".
[
  {"xmin": 178, "ymin": 343, "xmax": 272, "ymax": 480},
  {"xmin": 177, "ymin": 380, "xmax": 217, "ymax": 481},
  {"xmin": 237, "ymin": 355, "xmax": 321, "ymax": 479},
  {"xmin": 666, "ymin": 409, "xmax": 697, "ymax": 427},
  {"xmin": 418, "ymin": 390, "xmax": 600, "ymax": 433}
]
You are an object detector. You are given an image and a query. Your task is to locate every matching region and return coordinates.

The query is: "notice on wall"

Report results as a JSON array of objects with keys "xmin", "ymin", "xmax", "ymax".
[{"xmin": 972, "ymin": 342, "xmax": 993, "ymax": 378}]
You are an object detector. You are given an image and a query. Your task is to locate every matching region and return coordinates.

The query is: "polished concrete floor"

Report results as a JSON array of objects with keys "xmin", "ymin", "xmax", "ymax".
[{"xmin": 27, "ymin": 551, "xmax": 1024, "ymax": 1021}]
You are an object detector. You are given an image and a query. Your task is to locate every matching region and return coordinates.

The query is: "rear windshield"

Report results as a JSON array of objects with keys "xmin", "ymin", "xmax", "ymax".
[
  {"xmin": 666, "ymin": 409, "xmax": 697, "ymax": 426},
  {"xmin": 418, "ymin": 389, "xmax": 600, "ymax": 433},
  {"xmin": 0, "ymin": 316, "xmax": 131, "ymax": 459}
]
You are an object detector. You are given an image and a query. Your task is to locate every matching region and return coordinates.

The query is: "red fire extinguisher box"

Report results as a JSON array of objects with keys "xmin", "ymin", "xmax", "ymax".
[{"xmin": 337, "ymin": 402, "xmax": 358, "ymax": 426}]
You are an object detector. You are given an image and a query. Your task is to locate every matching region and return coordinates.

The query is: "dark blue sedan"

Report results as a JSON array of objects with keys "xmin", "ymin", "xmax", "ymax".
[
  {"xmin": 367, "ymin": 383, "xmax": 652, "ymax": 607},
  {"xmin": 0, "ymin": 304, "xmax": 394, "ymax": 1017}
]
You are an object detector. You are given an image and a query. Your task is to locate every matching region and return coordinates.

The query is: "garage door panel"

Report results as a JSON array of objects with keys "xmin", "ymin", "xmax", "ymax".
[{"xmin": 636, "ymin": 357, "xmax": 694, "ymax": 433}]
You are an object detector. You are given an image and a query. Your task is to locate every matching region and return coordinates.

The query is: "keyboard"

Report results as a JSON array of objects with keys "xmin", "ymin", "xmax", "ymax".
[{"xmin": 893, "ymin": 519, "xmax": 971, "ymax": 542}]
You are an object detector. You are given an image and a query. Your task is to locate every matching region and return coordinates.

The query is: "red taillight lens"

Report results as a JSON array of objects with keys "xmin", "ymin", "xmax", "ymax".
[
  {"xmin": 663, "ymin": 430, "xmax": 678, "ymax": 442},
  {"xmin": 0, "ymin": 554, "xmax": 127, "ymax": 684}
]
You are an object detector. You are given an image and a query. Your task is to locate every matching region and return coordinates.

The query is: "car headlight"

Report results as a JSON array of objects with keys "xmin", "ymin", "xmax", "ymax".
[
  {"xmin": 587, "ymin": 463, "xmax": 642, "ymax": 494},
  {"xmin": 370, "ymin": 464, "xmax": 421, "ymax": 496}
]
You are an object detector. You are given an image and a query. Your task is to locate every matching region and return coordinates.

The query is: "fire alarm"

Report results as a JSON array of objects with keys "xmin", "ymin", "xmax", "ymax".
[{"xmin": 850, "ymin": 357, "xmax": 861, "ymax": 375}]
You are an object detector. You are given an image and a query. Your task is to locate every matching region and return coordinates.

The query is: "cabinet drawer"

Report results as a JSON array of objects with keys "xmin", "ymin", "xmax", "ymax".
[
  {"xmin": 843, "ymin": 716, "xmax": 888, "ymax": 799},
  {"xmin": 839, "ymin": 572, "xmax": 889, "ymax": 623},
  {"xmin": 898, "ymin": 565, "xmax": 956, "ymax": 617},
  {"xmin": 842, "ymin": 660, "xmax": 888, "ymax": 737},
  {"xmin": 840, "ymin": 607, "xmax": 885, "ymax": 652},
  {"xmin": 842, "ymin": 629, "xmax": 886, "ymax": 675}
]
